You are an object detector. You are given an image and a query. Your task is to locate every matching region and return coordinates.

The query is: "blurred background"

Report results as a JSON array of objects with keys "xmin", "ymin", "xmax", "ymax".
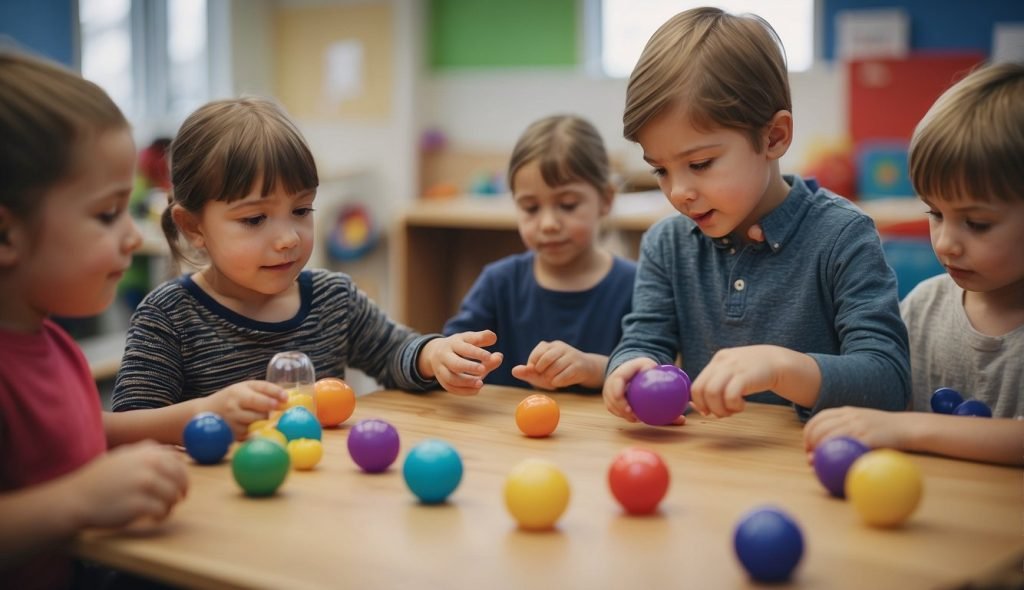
[{"xmin": 2, "ymin": 0, "xmax": 1022, "ymax": 390}]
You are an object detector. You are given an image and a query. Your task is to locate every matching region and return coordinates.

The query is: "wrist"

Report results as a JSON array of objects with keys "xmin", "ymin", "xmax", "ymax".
[{"xmin": 417, "ymin": 338, "xmax": 439, "ymax": 379}]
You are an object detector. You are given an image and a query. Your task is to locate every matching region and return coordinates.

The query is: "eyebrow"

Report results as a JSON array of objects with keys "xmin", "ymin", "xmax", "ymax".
[
  {"xmin": 921, "ymin": 198, "xmax": 999, "ymax": 213},
  {"xmin": 227, "ymin": 189, "xmax": 316, "ymax": 211},
  {"xmin": 643, "ymin": 143, "xmax": 722, "ymax": 165}
]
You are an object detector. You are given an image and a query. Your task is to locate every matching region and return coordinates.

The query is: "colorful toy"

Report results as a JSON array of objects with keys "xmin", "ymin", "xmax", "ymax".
[
  {"xmin": 314, "ymin": 378, "xmax": 356, "ymax": 427},
  {"xmin": 514, "ymin": 394, "xmax": 560, "ymax": 438},
  {"xmin": 347, "ymin": 419, "xmax": 400, "ymax": 473},
  {"xmin": 276, "ymin": 406, "xmax": 322, "ymax": 442},
  {"xmin": 287, "ymin": 438, "xmax": 323, "ymax": 471},
  {"xmin": 733, "ymin": 506, "xmax": 804, "ymax": 583},
  {"xmin": 812, "ymin": 436, "xmax": 870, "ymax": 498},
  {"xmin": 608, "ymin": 448, "xmax": 670, "ymax": 515},
  {"xmin": 953, "ymin": 399, "xmax": 992, "ymax": 418},
  {"xmin": 403, "ymin": 439, "xmax": 463, "ymax": 504},
  {"xmin": 266, "ymin": 351, "xmax": 317, "ymax": 415},
  {"xmin": 846, "ymin": 449, "xmax": 922, "ymax": 527},
  {"xmin": 504, "ymin": 459, "xmax": 570, "ymax": 531},
  {"xmin": 930, "ymin": 387, "xmax": 964, "ymax": 414},
  {"xmin": 231, "ymin": 437, "xmax": 290, "ymax": 497},
  {"xmin": 182, "ymin": 412, "xmax": 233, "ymax": 465},
  {"xmin": 328, "ymin": 204, "xmax": 378, "ymax": 262},
  {"xmin": 250, "ymin": 426, "xmax": 287, "ymax": 448},
  {"xmin": 626, "ymin": 365, "xmax": 691, "ymax": 425}
]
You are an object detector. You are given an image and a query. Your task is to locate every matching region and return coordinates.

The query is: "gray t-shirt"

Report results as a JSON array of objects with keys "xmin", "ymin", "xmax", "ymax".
[{"xmin": 901, "ymin": 274, "xmax": 1024, "ymax": 418}]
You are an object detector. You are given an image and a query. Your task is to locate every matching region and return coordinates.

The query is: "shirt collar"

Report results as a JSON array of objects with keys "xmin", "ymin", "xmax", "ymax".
[{"xmin": 691, "ymin": 174, "xmax": 815, "ymax": 254}]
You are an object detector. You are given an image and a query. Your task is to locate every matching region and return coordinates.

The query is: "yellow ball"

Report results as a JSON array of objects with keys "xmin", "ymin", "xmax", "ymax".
[
  {"xmin": 250, "ymin": 427, "xmax": 287, "ymax": 448},
  {"xmin": 287, "ymin": 438, "xmax": 324, "ymax": 471},
  {"xmin": 504, "ymin": 459, "xmax": 570, "ymax": 530},
  {"xmin": 248, "ymin": 419, "xmax": 272, "ymax": 433},
  {"xmin": 285, "ymin": 391, "xmax": 316, "ymax": 413},
  {"xmin": 846, "ymin": 449, "xmax": 923, "ymax": 528}
]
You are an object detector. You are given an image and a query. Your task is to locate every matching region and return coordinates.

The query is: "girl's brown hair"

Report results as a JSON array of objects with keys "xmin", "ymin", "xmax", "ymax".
[
  {"xmin": 0, "ymin": 51, "xmax": 128, "ymax": 221},
  {"xmin": 623, "ymin": 7, "xmax": 791, "ymax": 151},
  {"xmin": 507, "ymin": 115, "xmax": 611, "ymax": 196},
  {"xmin": 164, "ymin": 97, "xmax": 319, "ymax": 265}
]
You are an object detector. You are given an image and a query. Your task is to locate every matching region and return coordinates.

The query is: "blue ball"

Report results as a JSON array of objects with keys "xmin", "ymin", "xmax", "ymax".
[
  {"xmin": 277, "ymin": 407, "xmax": 323, "ymax": 441},
  {"xmin": 930, "ymin": 387, "xmax": 964, "ymax": 414},
  {"xmin": 734, "ymin": 507, "xmax": 804, "ymax": 583},
  {"xmin": 402, "ymin": 439, "xmax": 463, "ymax": 504},
  {"xmin": 953, "ymin": 399, "xmax": 992, "ymax": 418},
  {"xmin": 183, "ymin": 412, "xmax": 233, "ymax": 465}
]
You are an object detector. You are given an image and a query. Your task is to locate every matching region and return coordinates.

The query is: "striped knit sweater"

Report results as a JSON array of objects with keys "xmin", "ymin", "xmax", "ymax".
[{"xmin": 111, "ymin": 269, "xmax": 438, "ymax": 411}]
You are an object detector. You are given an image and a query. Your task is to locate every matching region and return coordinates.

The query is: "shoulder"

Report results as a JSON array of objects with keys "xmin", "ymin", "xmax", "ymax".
[
  {"xmin": 479, "ymin": 251, "xmax": 534, "ymax": 283},
  {"xmin": 804, "ymin": 184, "xmax": 875, "ymax": 232},
  {"xmin": 306, "ymin": 268, "xmax": 356, "ymax": 294},
  {"xmin": 610, "ymin": 255, "xmax": 638, "ymax": 279}
]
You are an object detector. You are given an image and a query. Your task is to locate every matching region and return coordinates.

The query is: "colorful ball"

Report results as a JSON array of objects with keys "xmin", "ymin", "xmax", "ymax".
[
  {"xmin": 276, "ymin": 406, "xmax": 322, "ymax": 441},
  {"xmin": 812, "ymin": 436, "xmax": 870, "ymax": 498},
  {"xmin": 287, "ymin": 438, "xmax": 323, "ymax": 471},
  {"xmin": 846, "ymin": 449, "xmax": 922, "ymax": 527},
  {"xmin": 930, "ymin": 387, "xmax": 963, "ymax": 414},
  {"xmin": 403, "ymin": 439, "xmax": 463, "ymax": 504},
  {"xmin": 315, "ymin": 378, "xmax": 356, "ymax": 427},
  {"xmin": 249, "ymin": 426, "xmax": 287, "ymax": 448},
  {"xmin": 182, "ymin": 412, "xmax": 233, "ymax": 465},
  {"xmin": 733, "ymin": 506, "xmax": 804, "ymax": 583},
  {"xmin": 953, "ymin": 399, "xmax": 992, "ymax": 418},
  {"xmin": 347, "ymin": 418, "xmax": 400, "ymax": 473},
  {"xmin": 608, "ymin": 447, "xmax": 670, "ymax": 515},
  {"xmin": 514, "ymin": 394, "xmax": 560, "ymax": 437},
  {"xmin": 626, "ymin": 365, "xmax": 691, "ymax": 425},
  {"xmin": 283, "ymin": 390, "xmax": 315, "ymax": 413},
  {"xmin": 232, "ymin": 437, "xmax": 290, "ymax": 497},
  {"xmin": 504, "ymin": 459, "xmax": 570, "ymax": 531}
]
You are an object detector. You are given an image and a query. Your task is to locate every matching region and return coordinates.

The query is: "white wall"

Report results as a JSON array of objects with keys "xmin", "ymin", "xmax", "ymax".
[{"xmin": 421, "ymin": 64, "xmax": 847, "ymax": 179}]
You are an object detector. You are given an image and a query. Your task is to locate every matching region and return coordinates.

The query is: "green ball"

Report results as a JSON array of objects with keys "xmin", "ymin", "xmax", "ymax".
[{"xmin": 231, "ymin": 438, "xmax": 290, "ymax": 497}]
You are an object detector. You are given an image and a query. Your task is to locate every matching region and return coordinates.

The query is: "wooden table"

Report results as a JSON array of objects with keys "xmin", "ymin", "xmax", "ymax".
[{"xmin": 75, "ymin": 387, "xmax": 1022, "ymax": 589}]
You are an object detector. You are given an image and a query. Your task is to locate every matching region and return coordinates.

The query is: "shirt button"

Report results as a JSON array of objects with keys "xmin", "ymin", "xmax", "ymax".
[
  {"xmin": 722, "ymin": 238, "xmax": 731, "ymax": 245},
  {"xmin": 734, "ymin": 279, "xmax": 746, "ymax": 291},
  {"xmin": 729, "ymin": 248, "xmax": 736, "ymax": 255}
]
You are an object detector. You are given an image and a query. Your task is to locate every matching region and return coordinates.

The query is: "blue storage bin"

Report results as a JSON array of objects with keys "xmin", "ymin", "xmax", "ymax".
[{"xmin": 881, "ymin": 237, "xmax": 945, "ymax": 300}]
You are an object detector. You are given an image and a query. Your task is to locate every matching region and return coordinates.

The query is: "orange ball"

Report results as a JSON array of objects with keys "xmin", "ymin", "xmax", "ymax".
[
  {"xmin": 315, "ymin": 378, "xmax": 356, "ymax": 427},
  {"xmin": 515, "ymin": 394, "xmax": 560, "ymax": 438}
]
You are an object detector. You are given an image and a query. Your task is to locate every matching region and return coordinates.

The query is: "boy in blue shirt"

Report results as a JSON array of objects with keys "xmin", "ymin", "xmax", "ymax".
[{"xmin": 603, "ymin": 8, "xmax": 909, "ymax": 421}]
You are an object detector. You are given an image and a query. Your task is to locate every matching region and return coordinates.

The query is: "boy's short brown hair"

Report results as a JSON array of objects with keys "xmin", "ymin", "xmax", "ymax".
[
  {"xmin": 909, "ymin": 62, "xmax": 1024, "ymax": 203},
  {"xmin": 623, "ymin": 7, "xmax": 791, "ymax": 151}
]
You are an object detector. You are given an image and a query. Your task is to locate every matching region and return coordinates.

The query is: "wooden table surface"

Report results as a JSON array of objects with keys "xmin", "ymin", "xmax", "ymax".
[{"xmin": 76, "ymin": 388, "xmax": 1023, "ymax": 590}]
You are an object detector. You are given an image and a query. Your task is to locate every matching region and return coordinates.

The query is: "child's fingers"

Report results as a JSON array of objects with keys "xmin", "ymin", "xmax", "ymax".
[
  {"xmin": 526, "ymin": 341, "xmax": 551, "ymax": 367},
  {"xmin": 461, "ymin": 329, "xmax": 497, "ymax": 348},
  {"xmin": 436, "ymin": 365, "xmax": 485, "ymax": 394},
  {"xmin": 246, "ymin": 381, "xmax": 288, "ymax": 401},
  {"xmin": 480, "ymin": 351, "xmax": 503, "ymax": 373},
  {"xmin": 531, "ymin": 344, "xmax": 563, "ymax": 374},
  {"xmin": 723, "ymin": 378, "xmax": 748, "ymax": 414}
]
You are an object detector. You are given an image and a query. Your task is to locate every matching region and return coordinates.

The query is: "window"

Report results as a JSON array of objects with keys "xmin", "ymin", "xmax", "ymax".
[
  {"xmin": 599, "ymin": 0, "xmax": 815, "ymax": 78},
  {"xmin": 79, "ymin": 0, "xmax": 223, "ymax": 135}
]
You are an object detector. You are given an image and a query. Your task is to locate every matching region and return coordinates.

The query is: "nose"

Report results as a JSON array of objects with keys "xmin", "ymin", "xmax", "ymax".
[
  {"xmin": 667, "ymin": 175, "xmax": 696, "ymax": 208},
  {"xmin": 931, "ymin": 221, "xmax": 962, "ymax": 260},
  {"xmin": 123, "ymin": 216, "xmax": 143, "ymax": 254},
  {"xmin": 274, "ymin": 223, "xmax": 300, "ymax": 251},
  {"xmin": 538, "ymin": 206, "xmax": 561, "ymax": 232}
]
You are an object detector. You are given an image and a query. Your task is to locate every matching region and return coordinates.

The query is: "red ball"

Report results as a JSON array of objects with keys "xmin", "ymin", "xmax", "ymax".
[{"xmin": 608, "ymin": 448, "xmax": 670, "ymax": 515}]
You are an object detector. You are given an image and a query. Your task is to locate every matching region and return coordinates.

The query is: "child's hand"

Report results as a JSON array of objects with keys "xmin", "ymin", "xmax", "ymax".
[
  {"xmin": 511, "ymin": 341, "xmax": 605, "ymax": 391},
  {"xmin": 420, "ymin": 330, "xmax": 503, "ymax": 395},
  {"xmin": 201, "ymin": 381, "xmax": 286, "ymax": 439},
  {"xmin": 803, "ymin": 407, "xmax": 905, "ymax": 462},
  {"xmin": 72, "ymin": 441, "xmax": 189, "ymax": 529},
  {"xmin": 602, "ymin": 357, "xmax": 659, "ymax": 422},
  {"xmin": 690, "ymin": 345, "xmax": 816, "ymax": 418}
]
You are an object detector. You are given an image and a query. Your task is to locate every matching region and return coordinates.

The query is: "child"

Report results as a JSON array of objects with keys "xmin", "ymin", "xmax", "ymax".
[
  {"xmin": 603, "ymin": 8, "xmax": 910, "ymax": 422},
  {"xmin": 0, "ymin": 52, "xmax": 188, "ymax": 589},
  {"xmin": 804, "ymin": 62, "xmax": 1024, "ymax": 466},
  {"xmin": 443, "ymin": 115, "xmax": 636, "ymax": 391},
  {"xmin": 107, "ymin": 97, "xmax": 502, "ymax": 445}
]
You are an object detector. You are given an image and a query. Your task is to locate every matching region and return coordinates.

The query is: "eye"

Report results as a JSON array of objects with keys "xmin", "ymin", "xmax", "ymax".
[
  {"xmin": 96, "ymin": 204, "xmax": 123, "ymax": 225},
  {"xmin": 690, "ymin": 159, "xmax": 712, "ymax": 171},
  {"xmin": 650, "ymin": 167, "xmax": 667, "ymax": 178},
  {"xmin": 925, "ymin": 210, "xmax": 942, "ymax": 220},
  {"xmin": 965, "ymin": 220, "xmax": 991, "ymax": 232},
  {"xmin": 517, "ymin": 202, "xmax": 538, "ymax": 214},
  {"xmin": 559, "ymin": 201, "xmax": 579, "ymax": 212},
  {"xmin": 293, "ymin": 207, "xmax": 315, "ymax": 217},
  {"xmin": 241, "ymin": 215, "xmax": 266, "ymax": 227}
]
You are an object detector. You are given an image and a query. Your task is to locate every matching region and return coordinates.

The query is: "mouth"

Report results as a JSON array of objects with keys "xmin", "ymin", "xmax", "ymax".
[
  {"xmin": 263, "ymin": 261, "xmax": 297, "ymax": 271},
  {"xmin": 944, "ymin": 265, "xmax": 973, "ymax": 277},
  {"xmin": 689, "ymin": 210, "xmax": 715, "ymax": 226}
]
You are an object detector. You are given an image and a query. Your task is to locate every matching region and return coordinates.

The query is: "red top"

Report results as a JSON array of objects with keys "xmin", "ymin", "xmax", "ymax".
[{"xmin": 0, "ymin": 318, "xmax": 107, "ymax": 589}]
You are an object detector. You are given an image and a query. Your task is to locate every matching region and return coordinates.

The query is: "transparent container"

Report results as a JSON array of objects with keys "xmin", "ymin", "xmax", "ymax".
[{"xmin": 266, "ymin": 351, "xmax": 316, "ymax": 419}]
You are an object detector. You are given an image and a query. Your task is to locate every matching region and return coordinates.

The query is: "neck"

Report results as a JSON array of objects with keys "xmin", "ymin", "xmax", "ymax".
[
  {"xmin": 963, "ymin": 279, "xmax": 1024, "ymax": 336},
  {"xmin": 737, "ymin": 165, "xmax": 790, "ymax": 244},
  {"xmin": 0, "ymin": 277, "xmax": 46, "ymax": 333},
  {"xmin": 194, "ymin": 267, "xmax": 296, "ymax": 321},
  {"xmin": 534, "ymin": 246, "xmax": 612, "ymax": 291}
]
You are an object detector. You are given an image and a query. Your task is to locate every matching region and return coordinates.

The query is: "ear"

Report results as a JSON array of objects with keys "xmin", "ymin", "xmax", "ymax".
[
  {"xmin": 763, "ymin": 110, "xmax": 793, "ymax": 161},
  {"xmin": 170, "ymin": 204, "xmax": 205, "ymax": 250},
  {"xmin": 598, "ymin": 183, "xmax": 615, "ymax": 216},
  {"xmin": 0, "ymin": 206, "xmax": 24, "ymax": 267}
]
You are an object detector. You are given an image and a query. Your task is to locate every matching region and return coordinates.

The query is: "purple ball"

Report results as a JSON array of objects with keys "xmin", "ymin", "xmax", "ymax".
[
  {"xmin": 626, "ymin": 365, "xmax": 691, "ymax": 426},
  {"xmin": 347, "ymin": 419, "xmax": 400, "ymax": 473},
  {"xmin": 812, "ymin": 436, "xmax": 870, "ymax": 498}
]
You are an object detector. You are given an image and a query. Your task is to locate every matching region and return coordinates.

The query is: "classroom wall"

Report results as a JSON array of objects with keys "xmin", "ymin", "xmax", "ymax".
[{"xmin": 0, "ymin": 0, "xmax": 76, "ymax": 66}]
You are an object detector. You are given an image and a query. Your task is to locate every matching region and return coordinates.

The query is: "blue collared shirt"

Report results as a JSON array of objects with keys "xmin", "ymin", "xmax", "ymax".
[{"xmin": 608, "ymin": 175, "xmax": 910, "ymax": 418}]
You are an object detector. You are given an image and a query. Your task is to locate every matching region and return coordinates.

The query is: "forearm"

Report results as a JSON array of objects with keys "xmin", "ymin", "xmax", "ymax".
[
  {"xmin": 808, "ymin": 352, "xmax": 909, "ymax": 413},
  {"xmin": 773, "ymin": 349, "xmax": 822, "ymax": 408},
  {"xmin": 104, "ymin": 400, "xmax": 207, "ymax": 447},
  {"xmin": 582, "ymin": 353, "xmax": 609, "ymax": 390},
  {"xmin": 0, "ymin": 479, "xmax": 86, "ymax": 568},
  {"xmin": 902, "ymin": 415, "xmax": 1024, "ymax": 466}
]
